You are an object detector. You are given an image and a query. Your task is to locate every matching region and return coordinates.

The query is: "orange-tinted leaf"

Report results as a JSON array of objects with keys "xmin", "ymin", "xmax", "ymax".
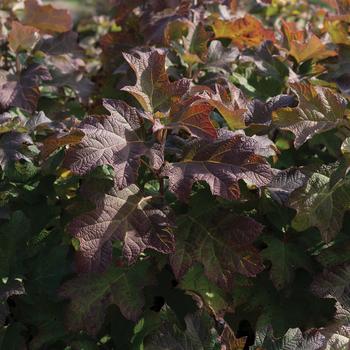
[
  {"xmin": 8, "ymin": 21, "xmax": 40, "ymax": 52},
  {"xmin": 289, "ymin": 35, "xmax": 337, "ymax": 63},
  {"xmin": 325, "ymin": 17, "xmax": 350, "ymax": 45},
  {"xmin": 23, "ymin": 0, "xmax": 73, "ymax": 34},
  {"xmin": 212, "ymin": 15, "xmax": 275, "ymax": 49},
  {"xmin": 169, "ymin": 96, "xmax": 217, "ymax": 140},
  {"xmin": 41, "ymin": 130, "xmax": 85, "ymax": 159},
  {"xmin": 200, "ymin": 83, "xmax": 247, "ymax": 129},
  {"xmin": 122, "ymin": 49, "xmax": 190, "ymax": 112},
  {"xmin": 281, "ymin": 21, "xmax": 304, "ymax": 47},
  {"xmin": 282, "ymin": 21, "xmax": 337, "ymax": 63}
]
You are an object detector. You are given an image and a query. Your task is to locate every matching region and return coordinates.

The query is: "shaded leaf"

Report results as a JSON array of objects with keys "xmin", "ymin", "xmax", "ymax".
[
  {"xmin": 60, "ymin": 261, "xmax": 153, "ymax": 335},
  {"xmin": 170, "ymin": 209, "xmax": 264, "ymax": 291},
  {"xmin": 262, "ymin": 236, "xmax": 313, "ymax": 289},
  {"xmin": 0, "ymin": 280, "xmax": 25, "ymax": 327},
  {"xmin": 144, "ymin": 310, "xmax": 221, "ymax": 350},
  {"xmin": 179, "ymin": 264, "xmax": 229, "ymax": 314}
]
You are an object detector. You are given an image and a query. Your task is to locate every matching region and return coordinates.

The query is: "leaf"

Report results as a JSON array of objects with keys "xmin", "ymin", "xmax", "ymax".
[
  {"xmin": 8, "ymin": 21, "xmax": 40, "ymax": 53},
  {"xmin": 311, "ymin": 264, "xmax": 350, "ymax": 349},
  {"xmin": 68, "ymin": 184, "xmax": 174, "ymax": 273},
  {"xmin": 168, "ymin": 96, "xmax": 217, "ymax": 140},
  {"xmin": 272, "ymin": 83, "xmax": 347, "ymax": 148},
  {"xmin": 41, "ymin": 130, "xmax": 84, "ymax": 159},
  {"xmin": 178, "ymin": 264, "xmax": 230, "ymax": 314},
  {"xmin": 60, "ymin": 261, "xmax": 154, "ymax": 335},
  {"xmin": 282, "ymin": 21, "xmax": 337, "ymax": 63},
  {"xmin": 325, "ymin": 18, "xmax": 350, "ymax": 46},
  {"xmin": 23, "ymin": 0, "xmax": 73, "ymax": 33},
  {"xmin": 181, "ymin": 22, "xmax": 212, "ymax": 64},
  {"xmin": 245, "ymin": 94, "xmax": 297, "ymax": 126},
  {"xmin": 122, "ymin": 49, "xmax": 191, "ymax": 112},
  {"xmin": 268, "ymin": 168, "xmax": 307, "ymax": 205},
  {"xmin": 200, "ymin": 83, "xmax": 247, "ymax": 129},
  {"xmin": 162, "ymin": 132, "xmax": 274, "ymax": 201},
  {"xmin": 0, "ymin": 132, "xmax": 33, "ymax": 170},
  {"xmin": 64, "ymin": 99, "xmax": 148, "ymax": 188},
  {"xmin": 289, "ymin": 169, "xmax": 350, "ymax": 242},
  {"xmin": 37, "ymin": 31, "xmax": 81, "ymax": 56},
  {"xmin": 0, "ymin": 211, "xmax": 31, "ymax": 277},
  {"xmin": 0, "ymin": 64, "xmax": 52, "ymax": 112},
  {"xmin": 206, "ymin": 40, "xmax": 239, "ymax": 70},
  {"xmin": 144, "ymin": 310, "xmax": 221, "ymax": 350},
  {"xmin": 262, "ymin": 236, "xmax": 313, "ymax": 289},
  {"xmin": 251, "ymin": 326, "xmax": 325, "ymax": 350},
  {"xmin": 212, "ymin": 15, "xmax": 275, "ymax": 49},
  {"xmin": 0, "ymin": 280, "xmax": 25, "ymax": 327},
  {"xmin": 341, "ymin": 136, "xmax": 350, "ymax": 155},
  {"xmin": 170, "ymin": 199, "xmax": 264, "ymax": 291}
]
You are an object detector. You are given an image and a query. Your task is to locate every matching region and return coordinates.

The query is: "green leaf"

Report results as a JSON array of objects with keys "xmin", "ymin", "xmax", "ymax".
[
  {"xmin": 179, "ymin": 264, "xmax": 229, "ymax": 314},
  {"xmin": 289, "ymin": 169, "xmax": 350, "ymax": 242},
  {"xmin": 59, "ymin": 260, "xmax": 154, "ymax": 335},
  {"xmin": 262, "ymin": 236, "xmax": 313, "ymax": 289}
]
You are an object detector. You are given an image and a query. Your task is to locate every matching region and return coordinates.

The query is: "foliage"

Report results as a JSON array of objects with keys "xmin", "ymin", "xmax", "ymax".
[{"xmin": 1, "ymin": 0, "xmax": 350, "ymax": 349}]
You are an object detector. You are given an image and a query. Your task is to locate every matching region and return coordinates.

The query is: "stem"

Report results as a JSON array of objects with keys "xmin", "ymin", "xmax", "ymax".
[
  {"xmin": 187, "ymin": 63, "xmax": 193, "ymax": 79},
  {"xmin": 15, "ymin": 53, "xmax": 21, "ymax": 75},
  {"xmin": 159, "ymin": 177, "xmax": 165, "ymax": 198}
]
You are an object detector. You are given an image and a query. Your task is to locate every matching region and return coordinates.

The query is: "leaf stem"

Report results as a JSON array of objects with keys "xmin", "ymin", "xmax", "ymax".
[{"xmin": 15, "ymin": 53, "xmax": 21, "ymax": 75}]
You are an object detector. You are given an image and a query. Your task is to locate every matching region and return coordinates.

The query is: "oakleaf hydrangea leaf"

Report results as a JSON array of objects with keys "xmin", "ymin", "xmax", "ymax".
[
  {"xmin": 144, "ymin": 310, "xmax": 221, "ymax": 350},
  {"xmin": 273, "ymin": 83, "xmax": 347, "ymax": 148},
  {"xmin": 212, "ymin": 15, "xmax": 275, "ymax": 49},
  {"xmin": 0, "ymin": 132, "xmax": 33, "ymax": 170},
  {"xmin": 0, "ymin": 64, "xmax": 52, "ymax": 113},
  {"xmin": 282, "ymin": 21, "xmax": 337, "ymax": 63},
  {"xmin": 64, "ymin": 99, "xmax": 148, "ymax": 188},
  {"xmin": 200, "ymin": 83, "xmax": 247, "ymax": 129},
  {"xmin": 168, "ymin": 96, "xmax": 217, "ymax": 140},
  {"xmin": 23, "ymin": 0, "xmax": 73, "ymax": 34},
  {"xmin": 170, "ymin": 213, "xmax": 264, "ymax": 291},
  {"xmin": 68, "ymin": 184, "xmax": 174, "ymax": 273},
  {"xmin": 162, "ymin": 132, "xmax": 274, "ymax": 201},
  {"xmin": 251, "ymin": 326, "xmax": 325, "ymax": 350},
  {"xmin": 289, "ymin": 169, "xmax": 350, "ymax": 242},
  {"xmin": 122, "ymin": 49, "xmax": 191, "ymax": 112},
  {"xmin": 60, "ymin": 261, "xmax": 153, "ymax": 335},
  {"xmin": 8, "ymin": 21, "xmax": 40, "ymax": 53},
  {"xmin": 262, "ymin": 236, "xmax": 313, "ymax": 289}
]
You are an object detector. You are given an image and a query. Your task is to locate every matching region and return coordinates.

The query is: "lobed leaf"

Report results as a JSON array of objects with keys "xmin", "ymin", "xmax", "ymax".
[
  {"xmin": 272, "ymin": 82, "xmax": 347, "ymax": 148},
  {"xmin": 68, "ymin": 184, "xmax": 175, "ymax": 273}
]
